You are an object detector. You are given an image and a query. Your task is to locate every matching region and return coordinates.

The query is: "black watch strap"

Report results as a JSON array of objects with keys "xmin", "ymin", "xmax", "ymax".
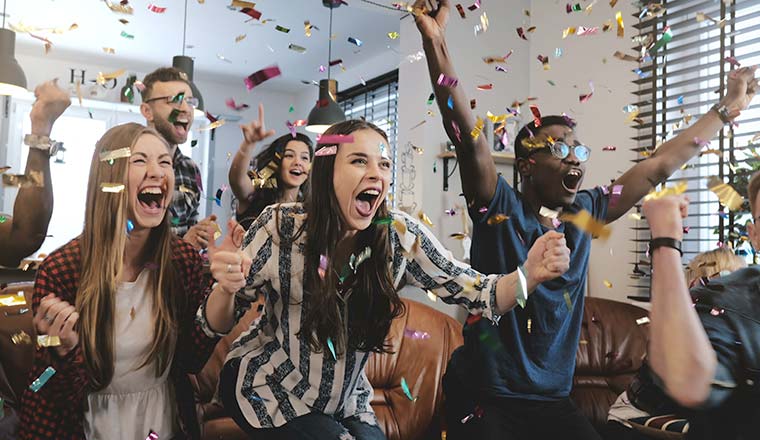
[{"xmin": 649, "ymin": 237, "xmax": 683, "ymax": 256}]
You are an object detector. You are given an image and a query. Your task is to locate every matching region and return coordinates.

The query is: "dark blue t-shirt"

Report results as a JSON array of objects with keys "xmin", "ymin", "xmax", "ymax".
[{"xmin": 448, "ymin": 176, "xmax": 609, "ymax": 400}]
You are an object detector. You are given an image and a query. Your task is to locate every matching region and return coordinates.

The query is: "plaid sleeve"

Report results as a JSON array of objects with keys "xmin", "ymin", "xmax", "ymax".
[
  {"xmin": 18, "ymin": 241, "xmax": 89, "ymax": 440},
  {"xmin": 172, "ymin": 239, "xmax": 220, "ymax": 374}
]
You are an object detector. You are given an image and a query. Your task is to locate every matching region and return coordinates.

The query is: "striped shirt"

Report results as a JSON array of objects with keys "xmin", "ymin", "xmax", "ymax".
[{"xmin": 197, "ymin": 202, "xmax": 503, "ymax": 428}]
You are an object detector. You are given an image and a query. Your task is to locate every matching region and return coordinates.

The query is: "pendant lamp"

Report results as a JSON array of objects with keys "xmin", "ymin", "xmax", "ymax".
[
  {"xmin": 172, "ymin": 0, "xmax": 204, "ymax": 118},
  {"xmin": 0, "ymin": 0, "xmax": 27, "ymax": 97}
]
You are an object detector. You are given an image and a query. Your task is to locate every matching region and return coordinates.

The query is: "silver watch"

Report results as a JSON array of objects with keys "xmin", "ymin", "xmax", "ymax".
[{"xmin": 24, "ymin": 134, "xmax": 63, "ymax": 157}]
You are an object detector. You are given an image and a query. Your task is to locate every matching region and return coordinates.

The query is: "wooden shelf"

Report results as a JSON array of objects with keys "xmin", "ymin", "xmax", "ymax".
[{"xmin": 437, "ymin": 151, "xmax": 515, "ymax": 165}]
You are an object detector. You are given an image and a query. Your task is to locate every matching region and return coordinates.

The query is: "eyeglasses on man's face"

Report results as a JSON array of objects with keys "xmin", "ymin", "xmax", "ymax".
[
  {"xmin": 528, "ymin": 141, "xmax": 591, "ymax": 163},
  {"xmin": 145, "ymin": 92, "xmax": 199, "ymax": 108}
]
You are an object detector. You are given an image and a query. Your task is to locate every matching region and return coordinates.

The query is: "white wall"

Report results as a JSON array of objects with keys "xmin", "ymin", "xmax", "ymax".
[{"xmin": 527, "ymin": 1, "xmax": 638, "ymax": 302}]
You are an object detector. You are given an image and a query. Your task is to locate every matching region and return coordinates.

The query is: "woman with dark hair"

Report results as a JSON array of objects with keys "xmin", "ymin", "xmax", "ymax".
[
  {"xmin": 18, "ymin": 123, "xmax": 219, "ymax": 439},
  {"xmin": 229, "ymin": 104, "xmax": 314, "ymax": 230},
  {"xmin": 199, "ymin": 116, "xmax": 572, "ymax": 439}
]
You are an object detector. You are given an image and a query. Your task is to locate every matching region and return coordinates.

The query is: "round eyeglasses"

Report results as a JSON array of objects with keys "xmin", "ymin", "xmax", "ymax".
[
  {"xmin": 145, "ymin": 92, "xmax": 199, "ymax": 108},
  {"xmin": 530, "ymin": 141, "xmax": 591, "ymax": 163}
]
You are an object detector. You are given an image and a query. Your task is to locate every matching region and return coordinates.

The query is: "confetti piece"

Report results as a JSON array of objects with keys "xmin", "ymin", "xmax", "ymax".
[
  {"xmin": 474, "ymin": 12, "xmax": 488, "ymax": 35},
  {"xmin": 456, "ymin": 3, "xmax": 466, "ymax": 18},
  {"xmin": 147, "ymin": 4, "xmax": 166, "ymax": 13},
  {"xmin": 418, "ymin": 212, "xmax": 434, "ymax": 227},
  {"xmin": 403, "ymin": 328, "xmax": 431, "ymax": 339},
  {"xmin": 515, "ymin": 265, "xmax": 528, "ymax": 308},
  {"xmin": 313, "ymin": 146, "xmax": 337, "ymax": 157},
  {"xmin": 145, "ymin": 430, "xmax": 159, "ymax": 440},
  {"xmin": 348, "ymin": 36, "xmax": 363, "ymax": 46},
  {"xmin": 613, "ymin": 51, "xmax": 639, "ymax": 62},
  {"xmin": 602, "ymin": 146, "xmax": 616, "ymax": 151},
  {"xmin": 11, "ymin": 330, "xmax": 31, "ymax": 345},
  {"xmin": 287, "ymin": 44, "xmax": 307, "ymax": 54},
  {"xmin": 96, "ymin": 68, "xmax": 126, "ymax": 85},
  {"xmin": 126, "ymin": 219, "xmax": 135, "ymax": 233},
  {"xmin": 2, "ymin": 171, "xmax": 43, "ymax": 188},
  {"xmin": 103, "ymin": 47, "xmax": 116, "ymax": 54},
  {"xmin": 318, "ymin": 254, "xmax": 328, "ymax": 280},
  {"xmin": 483, "ymin": 49, "xmax": 513, "ymax": 64},
  {"xmin": 400, "ymin": 377, "xmax": 417, "ymax": 401},
  {"xmin": 615, "ymin": 11, "xmax": 624, "ymax": 37},
  {"xmin": 239, "ymin": 7, "xmax": 262, "ymax": 20},
  {"xmin": 388, "ymin": 32, "xmax": 399, "ymax": 39},
  {"xmin": 609, "ymin": 185, "xmax": 623, "ymax": 207},
  {"xmin": 487, "ymin": 213, "xmax": 509, "ymax": 225},
  {"xmin": 100, "ymin": 183, "xmax": 125, "ymax": 193},
  {"xmin": 425, "ymin": 290, "xmax": 437, "ymax": 302},
  {"xmin": 318, "ymin": 134, "xmax": 354, "ymax": 145},
  {"xmin": 559, "ymin": 210, "xmax": 611, "ymax": 239},
  {"xmin": 225, "ymin": 98, "xmax": 249, "ymax": 111},
  {"xmin": 576, "ymin": 26, "xmax": 599, "ymax": 36},
  {"xmin": 529, "ymin": 105, "xmax": 542, "ymax": 127},
  {"xmin": 476, "ymin": 83, "xmax": 493, "ymax": 90},
  {"xmin": 554, "ymin": 48, "xmax": 563, "ymax": 58},
  {"xmin": 470, "ymin": 117, "xmax": 484, "ymax": 140},
  {"xmin": 120, "ymin": 30, "xmax": 134, "ymax": 39},
  {"xmin": 244, "ymin": 65, "xmax": 281, "ymax": 90},
  {"xmin": 231, "ymin": 0, "xmax": 256, "ymax": 8},
  {"xmin": 539, "ymin": 206, "xmax": 559, "ymax": 219},
  {"xmin": 99, "ymin": 147, "xmax": 131, "ymax": 162},
  {"xmin": 563, "ymin": 291, "xmax": 573, "ymax": 311},
  {"xmin": 516, "ymin": 27, "xmax": 528, "ymax": 40},
  {"xmin": 104, "ymin": 0, "xmax": 133, "ymax": 14},
  {"xmin": 725, "ymin": 56, "xmax": 741, "ymax": 68},
  {"xmin": 643, "ymin": 181, "xmax": 688, "ymax": 201},
  {"xmin": 437, "ymin": 73, "xmax": 458, "ymax": 88},
  {"xmin": 636, "ymin": 316, "xmax": 650, "ymax": 325},
  {"xmin": 603, "ymin": 280, "xmax": 613, "ymax": 288},
  {"xmin": 537, "ymin": 55, "xmax": 550, "ymax": 70},
  {"xmin": 707, "ymin": 176, "xmax": 744, "ymax": 211},
  {"xmin": 29, "ymin": 367, "xmax": 56, "ymax": 392},
  {"xmin": 649, "ymin": 26, "xmax": 672, "ymax": 55},
  {"xmin": 695, "ymin": 11, "xmax": 726, "ymax": 28},
  {"xmin": 326, "ymin": 338, "xmax": 337, "ymax": 360},
  {"xmin": 36, "ymin": 335, "xmax": 61, "ymax": 347},
  {"xmin": 0, "ymin": 292, "xmax": 26, "ymax": 307}
]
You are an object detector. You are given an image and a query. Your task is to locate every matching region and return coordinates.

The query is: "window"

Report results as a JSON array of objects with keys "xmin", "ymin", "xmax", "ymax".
[
  {"xmin": 630, "ymin": 0, "xmax": 760, "ymax": 295},
  {"xmin": 338, "ymin": 70, "xmax": 399, "ymax": 207}
]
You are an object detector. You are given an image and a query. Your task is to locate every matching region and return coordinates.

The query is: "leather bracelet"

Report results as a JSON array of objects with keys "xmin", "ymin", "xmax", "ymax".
[
  {"xmin": 649, "ymin": 237, "xmax": 683, "ymax": 256},
  {"xmin": 711, "ymin": 103, "xmax": 732, "ymax": 125}
]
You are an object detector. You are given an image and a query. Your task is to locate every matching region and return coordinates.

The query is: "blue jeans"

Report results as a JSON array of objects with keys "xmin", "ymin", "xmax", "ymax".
[{"xmin": 220, "ymin": 360, "xmax": 386, "ymax": 440}]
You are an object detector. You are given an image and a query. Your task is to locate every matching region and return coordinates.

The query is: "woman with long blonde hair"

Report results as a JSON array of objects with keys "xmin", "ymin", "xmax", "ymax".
[{"xmin": 18, "ymin": 123, "xmax": 219, "ymax": 440}]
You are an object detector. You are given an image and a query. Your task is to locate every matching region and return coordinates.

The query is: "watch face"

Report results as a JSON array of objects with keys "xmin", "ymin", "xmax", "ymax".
[{"xmin": 49, "ymin": 142, "xmax": 62, "ymax": 157}]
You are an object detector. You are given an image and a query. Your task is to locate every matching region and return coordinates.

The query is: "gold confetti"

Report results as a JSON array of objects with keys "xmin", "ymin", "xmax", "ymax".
[
  {"xmin": 629, "ymin": 212, "xmax": 642, "ymax": 220},
  {"xmin": 235, "ymin": 34, "xmax": 247, "ymax": 43},
  {"xmin": 388, "ymin": 32, "xmax": 400, "ymax": 40},
  {"xmin": 418, "ymin": 211, "xmax": 434, "ymax": 227},
  {"xmin": 231, "ymin": 0, "xmax": 256, "ymax": 8},
  {"xmin": 559, "ymin": 210, "xmax": 611, "ymax": 240},
  {"xmin": 102, "ymin": 47, "xmax": 115, "ymax": 55},
  {"xmin": 393, "ymin": 219, "xmax": 408, "ymax": 235},
  {"xmin": 198, "ymin": 120, "xmax": 226, "ymax": 131},
  {"xmin": 470, "ymin": 116, "xmax": 484, "ymax": 140},
  {"xmin": 426, "ymin": 290, "xmax": 437, "ymax": 302},
  {"xmin": 0, "ymin": 292, "xmax": 26, "ymax": 307},
  {"xmin": 36, "ymin": 335, "xmax": 61, "ymax": 347},
  {"xmin": 100, "ymin": 183, "xmax": 125, "ymax": 193},
  {"xmin": 527, "ymin": 318, "xmax": 532, "ymax": 333},
  {"xmin": 643, "ymin": 181, "xmax": 688, "ymax": 201},
  {"xmin": 707, "ymin": 176, "xmax": 744, "ymax": 211},
  {"xmin": 449, "ymin": 233, "xmax": 467, "ymax": 240},
  {"xmin": 487, "ymin": 213, "xmax": 509, "ymax": 225},
  {"xmin": 615, "ymin": 11, "xmax": 625, "ymax": 38},
  {"xmin": 603, "ymin": 279, "xmax": 613, "ymax": 288},
  {"xmin": 486, "ymin": 111, "xmax": 509, "ymax": 124},
  {"xmin": 96, "ymin": 68, "xmax": 126, "ymax": 85},
  {"xmin": 11, "ymin": 331, "xmax": 32, "ymax": 345},
  {"xmin": 104, "ymin": 0, "xmax": 133, "ymax": 14},
  {"xmin": 179, "ymin": 185, "xmax": 193, "ymax": 194},
  {"xmin": 99, "ymin": 147, "xmax": 131, "ymax": 162},
  {"xmin": 2, "ymin": 171, "xmax": 43, "ymax": 188},
  {"xmin": 213, "ymin": 222, "xmax": 222, "ymax": 240}
]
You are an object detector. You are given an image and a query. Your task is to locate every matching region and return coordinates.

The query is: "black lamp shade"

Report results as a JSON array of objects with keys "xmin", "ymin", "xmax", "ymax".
[
  {"xmin": 0, "ymin": 29, "xmax": 28, "ymax": 96},
  {"xmin": 172, "ymin": 55, "xmax": 204, "ymax": 114},
  {"xmin": 306, "ymin": 79, "xmax": 346, "ymax": 134}
]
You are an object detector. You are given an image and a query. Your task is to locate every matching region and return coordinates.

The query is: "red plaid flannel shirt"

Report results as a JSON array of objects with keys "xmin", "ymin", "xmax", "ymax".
[{"xmin": 17, "ymin": 237, "xmax": 219, "ymax": 440}]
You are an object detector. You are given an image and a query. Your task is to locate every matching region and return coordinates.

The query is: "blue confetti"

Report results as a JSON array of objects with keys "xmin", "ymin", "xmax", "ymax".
[
  {"xmin": 400, "ymin": 377, "xmax": 416, "ymax": 401},
  {"xmin": 677, "ymin": 95, "xmax": 684, "ymax": 105},
  {"xmin": 29, "ymin": 366, "xmax": 56, "ymax": 392},
  {"xmin": 126, "ymin": 219, "xmax": 134, "ymax": 234},
  {"xmin": 555, "ymin": 47, "xmax": 563, "ymax": 58},
  {"xmin": 327, "ymin": 337, "xmax": 337, "ymax": 360},
  {"xmin": 447, "ymin": 95, "xmax": 453, "ymax": 109}
]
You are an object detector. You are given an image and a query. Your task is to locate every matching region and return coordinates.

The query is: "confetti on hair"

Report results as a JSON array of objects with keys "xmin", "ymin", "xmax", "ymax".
[
  {"xmin": 29, "ymin": 367, "xmax": 56, "ymax": 392},
  {"xmin": 559, "ymin": 210, "xmax": 611, "ymax": 239},
  {"xmin": 314, "ymin": 146, "xmax": 338, "ymax": 157},
  {"xmin": 244, "ymin": 65, "xmax": 281, "ymax": 90},
  {"xmin": 326, "ymin": 338, "xmax": 337, "ymax": 360},
  {"xmin": 707, "ymin": 176, "xmax": 744, "ymax": 211},
  {"xmin": 318, "ymin": 134, "xmax": 354, "ymax": 145},
  {"xmin": 147, "ymin": 4, "xmax": 166, "ymax": 13},
  {"xmin": 318, "ymin": 254, "xmax": 328, "ymax": 280},
  {"xmin": 99, "ymin": 147, "xmax": 131, "ymax": 162},
  {"xmin": 100, "ymin": 183, "xmax": 125, "ymax": 193}
]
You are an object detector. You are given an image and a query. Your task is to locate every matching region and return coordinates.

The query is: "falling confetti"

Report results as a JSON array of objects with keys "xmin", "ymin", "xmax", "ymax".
[
  {"xmin": 649, "ymin": 26, "xmax": 673, "ymax": 55},
  {"xmin": 29, "ymin": 367, "xmax": 56, "ymax": 392},
  {"xmin": 388, "ymin": 31, "xmax": 400, "ymax": 39},
  {"xmin": 404, "ymin": 328, "xmax": 431, "ymax": 339},
  {"xmin": 559, "ymin": 210, "xmax": 611, "ymax": 239},
  {"xmin": 437, "ymin": 73, "xmax": 459, "ymax": 88},
  {"xmin": 400, "ymin": 377, "xmax": 417, "ymax": 401},
  {"xmin": 326, "ymin": 337, "xmax": 337, "ymax": 360},
  {"xmin": 487, "ymin": 213, "xmax": 509, "ymax": 225},
  {"xmin": 515, "ymin": 265, "xmax": 528, "ymax": 308},
  {"xmin": 348, "ymin": 36, "xmax": 363, "ymax": 46},
  {"xmin": 120, "ymin": 30, "xmax": 134, "ymax": 39},
  {"xmin": 603, "ymin": 279, "xmax": 613, "ymax": 288},
  {"xmin": 275, "ymin": 25, "xmax": 290, "ymax": 33},
  {"xmin": 318, "ymin": 134, "xmax": 354, "ymax": 145},
  {"xmin": 36, "ymin": 335, "xmax": 61, "ymax": 348},
  {"xmin": 707, "ymin": 176, "xmax": 744, "ymax": 211},
  {"xmin": 643, "ymin": 181, "xmax": 688, "ymax": 201},
  {"xmin": 225, "ymin": 98, "xmax": 249, "ymax": 111},
  {"xmin": 418, "ymin": 212, "xmax": 434, "ymax": 227},
  {"xmin": 615, "ymin": 11, "xmax": 624, "ymax": 37},
  {"xmin": 235, "ymin": 34, "xmax": 247, "ymax": 43},
  {"xmin": 147, "ymin": 4, "xmax": 167, "ymax": 13},
  {"xmin": 244, "ymin": 65, "xmax": 281, "ymax": 90}
]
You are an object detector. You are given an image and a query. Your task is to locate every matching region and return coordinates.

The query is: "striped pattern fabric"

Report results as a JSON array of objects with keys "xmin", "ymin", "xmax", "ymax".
[
  {"xmin": 197, "ymin": 202, "xmax": 503, "ymax": 428},
  {"xmin": 629, "ymin": 415, "xmax": 689, "ymax": 434}
]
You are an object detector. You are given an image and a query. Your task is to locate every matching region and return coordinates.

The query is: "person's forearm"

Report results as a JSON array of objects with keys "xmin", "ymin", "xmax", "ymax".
[
  {"xmin": 229, "ymin": 146, "xmax": 256, "ymax": 205},
  {"xmin": 649, "ymin": 247, "xmax": 716, "ymax": 407},
  {"xmin": 204, "ymin": 285, "xmax": 237, "ymax": 334},
  {"xmin": 650, "ymin": 98, "xmax": 735, "ymax": 184},
  {"xmin": 5, "ymin": 121, "xmax": 55, "ymax": 265},
  {"xmin": 494, "ymin": 269, "xmax": 539, "ymax": 315}
]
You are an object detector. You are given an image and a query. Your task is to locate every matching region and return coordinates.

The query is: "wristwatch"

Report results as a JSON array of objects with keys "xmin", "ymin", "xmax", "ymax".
[
  {"xmin": 24, "ymin": 134, "xmax": 63, "ymax": 157},
  {"xmin": 711, "ymin": 103, "xmax": 732, "ymax": 125},
  {"xmin": 649, "ymin": 237, "xmax": 683, "ymax": 256}
]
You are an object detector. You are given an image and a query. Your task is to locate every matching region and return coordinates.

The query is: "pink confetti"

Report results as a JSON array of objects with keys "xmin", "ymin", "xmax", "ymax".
[
  {"xmin": 451, "ymin": 120, "xmax": 461, "ymax": 142},
  {"xmin": 240, "ymin": 7, "xmax": 262, "ymax": 20},
  {"xmin": 579, "ymin": 81, "xmax": 595, "ymax": 103},
  {"xmin": 315, "ymin": 146, "xmax": 338, "ymax": 156},
  {"xmin": 576, "ymin": 26, "xmax": 599, "ymax": 36},
  {"xmin": 516, "ymin": 27, "xmax": 528, "ymax": 40},
  {"xmin": 286, "ymin": 121, "xmax": 297, "ymax": 138},
  {"xmin": 145, "ymin": 430, "xmax": 159, "ymax": 440},
  {"xmin": 403, "ymin": 328, "xmax": 431, "ymax": 339},
  {"xmin": 318, "ymin": 255, "xmax": 328, "ymax": 279},
  {"xmin": 694, "ymin": 137, "xmax": 710, "ymax": 148},
  {"xmin": 319, "ymin": 65, "xmax": 326, "ymax": 73},
  {"xmin": 244, "ymin": 65, "xmax": 282, "ymax": 91},
  {"xmin": 609, "ymin": 184, "xmax": 623, "ymax": 207},
  {"xmin": 147, "ymin": 4, "xmax": 166, "ymax": 13},
  {"xmin": 725, "ymin": 56, "xmax": 741, "ymax": 68},
  {"xmin": 437, "ymin": 73, "xmax": 459, "ymax": 88},
  {"xmin": 225, "ymin": 98, "xmax": 249, "ymax": 111},
  {"xmin": 478, "ymin": 206, "xmax": 488, "ymax": 214},
  {"xmin": 529, "ymin": 105, "xmax": 542, "ymax": 127},
  {"xmin": 467, "ymin": 0, "xmax": 481, "ymax": 11},
  {"xmin": 602, "ymin": 146, "xmax": 617, "ymax": 151},
  {"xmin": 476, "ymin": 83, "xmax": 493, "ymax": 90},
  {"xmin": 552, "ymin": 218, "xmax": 562, "ymax": 228},
  {"xmin": 318, "ymin": 134, "xmax": 354, "ymax": 145}
]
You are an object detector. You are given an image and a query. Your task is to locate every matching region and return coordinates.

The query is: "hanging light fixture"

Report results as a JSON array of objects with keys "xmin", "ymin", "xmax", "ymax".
[
  {"xmin": 305, "ymin": 0, "xmax": 347, "ymax": 134},
  {"xmin": 0, "ymin": 0, "xmax": 28, "ymax": 96},
  {"xmin": 172, "ymin": 0, "xmax": 205, "ymax": 118}
]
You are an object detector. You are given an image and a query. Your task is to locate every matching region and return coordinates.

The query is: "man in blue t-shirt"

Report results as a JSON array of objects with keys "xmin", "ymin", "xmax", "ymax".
[{"xmin": 413, "ymin": 0, "xmax": 759, "ymax": 438}]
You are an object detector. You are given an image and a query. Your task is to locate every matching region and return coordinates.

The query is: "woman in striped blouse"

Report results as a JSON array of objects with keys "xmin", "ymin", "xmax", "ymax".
[{"xmin": 198, "ymin": 119, "xmax": 571, "ymax": 439}]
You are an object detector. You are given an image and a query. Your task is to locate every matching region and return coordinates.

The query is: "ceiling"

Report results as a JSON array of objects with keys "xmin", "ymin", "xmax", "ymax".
[{"xmin": 5, "ymin": 0, "xmax": 403, "ymax": 91}]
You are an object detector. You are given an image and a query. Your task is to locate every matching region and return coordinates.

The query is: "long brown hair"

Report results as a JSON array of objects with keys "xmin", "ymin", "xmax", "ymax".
[
  {"xmin": 77, "ymin": 123, "xmax": 182, "ymax": 390},
  {"xmin": 298, "ymin": 120, "xmax": 404, "ymax": 356}
]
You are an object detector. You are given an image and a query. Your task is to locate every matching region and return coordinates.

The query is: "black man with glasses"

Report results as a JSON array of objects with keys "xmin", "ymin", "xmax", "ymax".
[
  {"xmin": 140, "ymin": 67, "xmax": 218, "ymax": 251},
  {"xmin": 412, "ymin": 2, "xmax": 760, "ymax": 436}
]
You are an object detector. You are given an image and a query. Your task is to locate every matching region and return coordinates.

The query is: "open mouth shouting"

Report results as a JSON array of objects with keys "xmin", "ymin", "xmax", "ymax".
[
  {"xmin": 561, "ymin": 168, "xmax": 583, "ymax": 193},
  {"xmin": 170, "ymin": 113, "xmax": 191, "ymax": 140},
  {"xmin": 289, "ymin": 168, "xmax": 306, "ymax": 177},
  {"xmin": 354, "ymin": 187, "xmax": 382, "ymax": 218},
  {"xmin": 136, "ymin": 185, "xmax": 169, "ymax": 216}
]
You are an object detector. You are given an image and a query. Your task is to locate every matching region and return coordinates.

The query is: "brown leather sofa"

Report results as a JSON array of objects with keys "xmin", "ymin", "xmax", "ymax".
[{"xmin": 0, "ymin": 279, "xmax": 651, "ymax": 439}]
